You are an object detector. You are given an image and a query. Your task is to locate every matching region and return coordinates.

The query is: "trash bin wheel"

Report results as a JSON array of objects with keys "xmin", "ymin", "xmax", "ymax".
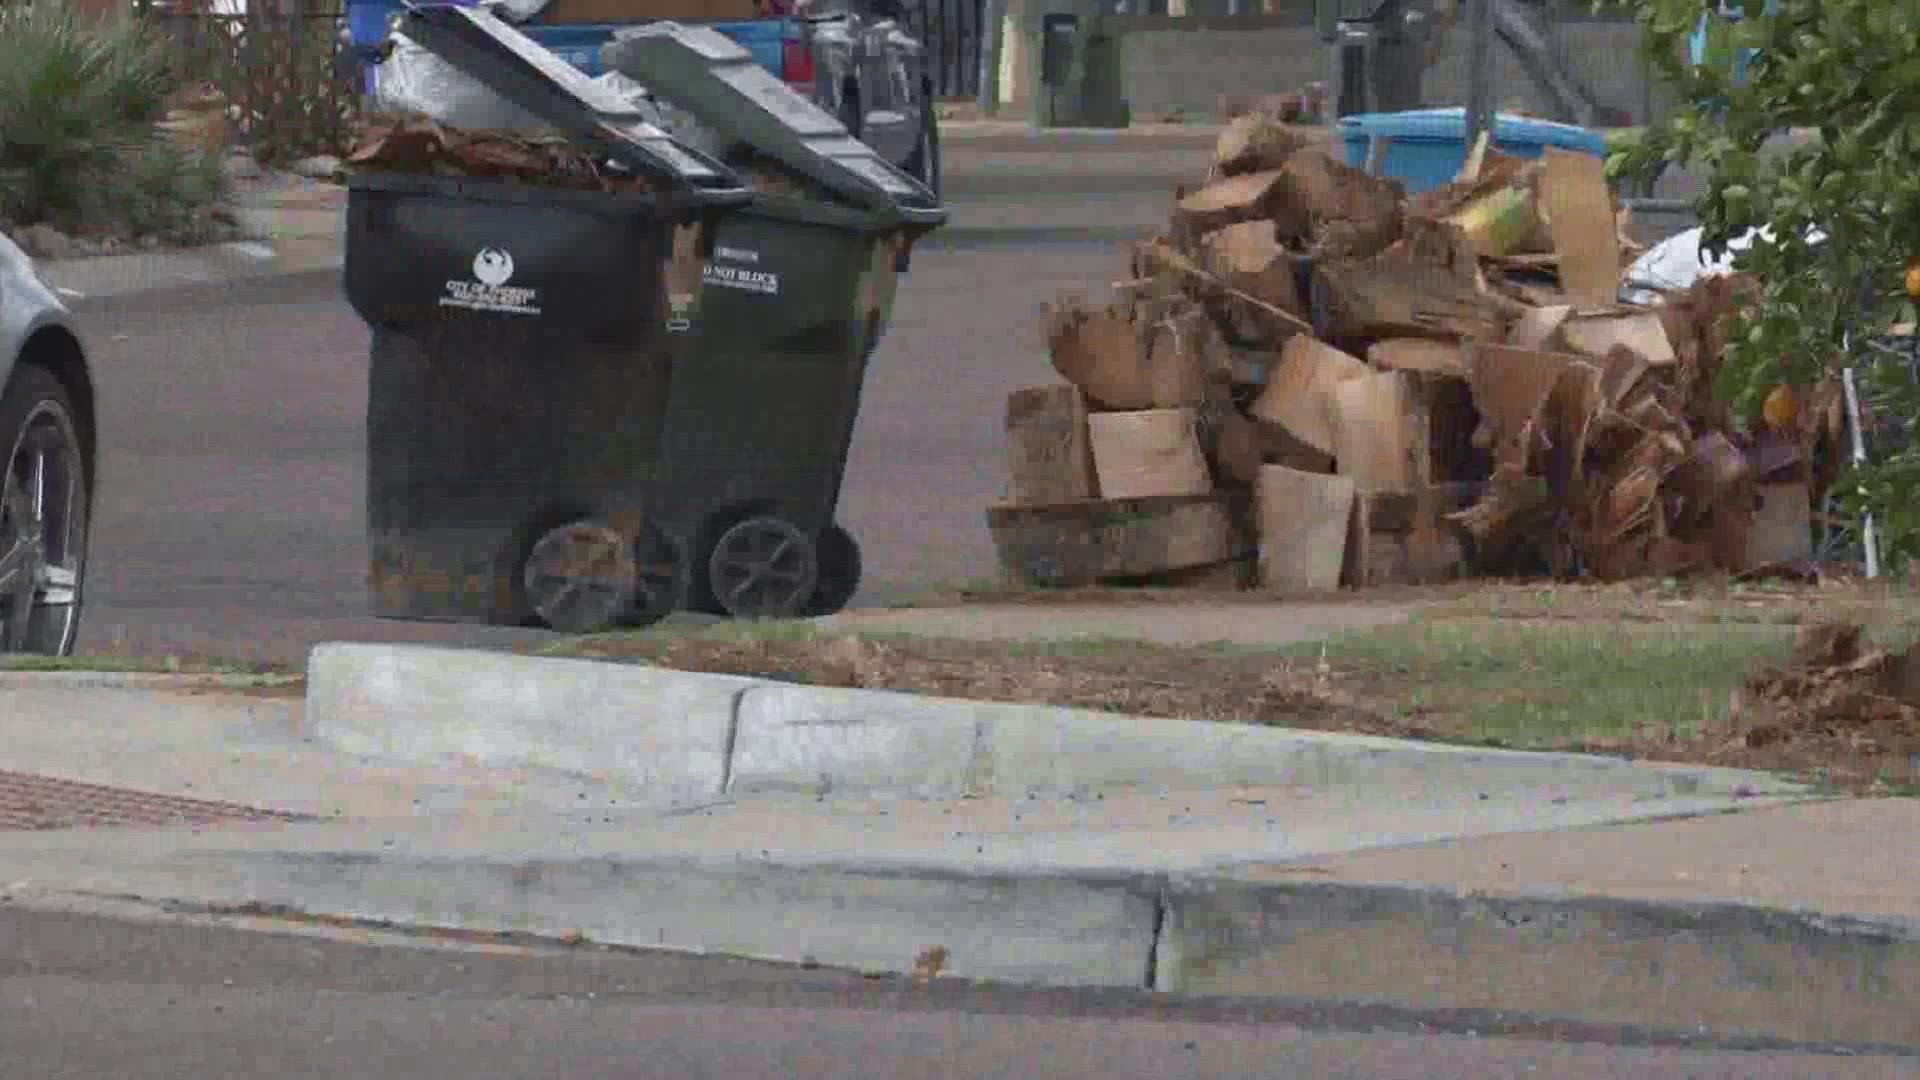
[
  {"xmin": 803, "ymin": 524, "xmax": 861, "ymax": 618},
  {"xmin": 626, "ymin": 521, "xmax": 687, "ymax": 629},
  {"xmin": 521, "ymin": 520, "xmax": 641, "ymax": 635},
  {"xmin": 707, "ymin": 516, "xmax": 820, "ymax": 620}
]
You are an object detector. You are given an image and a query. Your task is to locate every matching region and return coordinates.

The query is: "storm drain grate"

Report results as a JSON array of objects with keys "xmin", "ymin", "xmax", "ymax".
[{"xmin": 0, "ymin": 769, "xmax": 306, "ymax": 832}]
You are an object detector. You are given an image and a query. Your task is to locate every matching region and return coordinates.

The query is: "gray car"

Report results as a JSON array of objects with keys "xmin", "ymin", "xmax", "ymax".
[
  {"xmin": 0, "ymin": 233, "xmax": 96, "ymax": 656},
  {"xmin": 799, "ymin": 0, "xmax": 940, "ymax": 196}
]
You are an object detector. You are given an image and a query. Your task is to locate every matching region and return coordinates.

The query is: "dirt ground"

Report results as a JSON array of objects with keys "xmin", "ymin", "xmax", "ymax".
[
  {"xmin": 915, "ymin": 570, "xmax": 1918, "ymax": 629},
  {"xmin": 554, "ymin": 575, "xmax": 1920, "ymax": 794}
]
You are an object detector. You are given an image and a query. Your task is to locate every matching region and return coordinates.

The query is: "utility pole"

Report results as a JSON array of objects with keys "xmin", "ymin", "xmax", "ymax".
[{"xmin": 1462, "ymin": 0, "xmax": 1494, "ymax": 153}]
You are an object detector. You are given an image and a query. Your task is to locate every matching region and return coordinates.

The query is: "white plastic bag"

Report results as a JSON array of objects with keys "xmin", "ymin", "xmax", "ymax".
[
  {"xmin": 374, "ymin": 31, "xmax": 556, "ymax": 133},
  {"xmin": 1619, "ymin": 224, "xmax": 1827, "ymax": 305},
  {"xmin": 484, "ymin": 0, "xmax": 551, "ymax": 22}
]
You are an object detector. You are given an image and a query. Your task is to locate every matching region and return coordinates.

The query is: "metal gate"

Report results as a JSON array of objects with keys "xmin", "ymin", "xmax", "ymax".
[{"xmin": 907, "ymin": 0, "xmax": 983, "ymax": 99}]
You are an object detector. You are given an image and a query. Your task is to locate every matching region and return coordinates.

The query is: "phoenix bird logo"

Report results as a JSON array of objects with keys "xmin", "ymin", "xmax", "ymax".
[{"xmin": 473, "ymin": 248, "xmax": 515, "ymax": 288}]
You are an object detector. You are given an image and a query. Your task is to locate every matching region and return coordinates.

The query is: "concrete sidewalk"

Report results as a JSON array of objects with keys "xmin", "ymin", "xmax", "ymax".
[
  {"xmin": 3, "ymin": 663, "xmax": 1917, "ymax": 1048},
  {"xmin": 34, "ymin": 173, "xmax": 346, "ymax": 303},
  {"xmin": 26, "ymin": 127, "xmax": 1217, "ymax": 303}
]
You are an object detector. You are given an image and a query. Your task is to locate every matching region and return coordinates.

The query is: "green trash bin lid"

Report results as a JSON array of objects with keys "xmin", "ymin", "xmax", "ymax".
[
  {"xmin": 602, "ymin": 21, "xmax": 945, "ymax": 227},
  {"xmin": 397, "ymin": 4, "xmax": 751, "ymax": 204}
]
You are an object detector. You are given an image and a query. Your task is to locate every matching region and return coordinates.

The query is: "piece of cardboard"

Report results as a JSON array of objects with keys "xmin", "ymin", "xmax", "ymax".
[
  {"xmin": 1367, "ymin": 338, "xmax": 1467, "ymax": 379},
  {"xmin": 1561, "ymin": 310, "xmax": 1678, "ymax": 367},
  {"xmin": 1540, "ymin": 147, "xmax": 1622, "ymax": 307}
]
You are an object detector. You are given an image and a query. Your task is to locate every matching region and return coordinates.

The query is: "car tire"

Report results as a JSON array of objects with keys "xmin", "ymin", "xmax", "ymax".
[{"xmin": 0, "ymin": 363, "xmax": 89, "ymax": 656}]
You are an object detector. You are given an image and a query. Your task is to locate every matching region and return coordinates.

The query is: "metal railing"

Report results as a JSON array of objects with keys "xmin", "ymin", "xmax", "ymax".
[{"xmin": 148, "ymin": 8, "xmax": 362, "ymax": 162}]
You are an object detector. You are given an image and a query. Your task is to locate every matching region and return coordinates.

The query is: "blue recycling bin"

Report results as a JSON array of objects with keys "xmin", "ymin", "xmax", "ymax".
[
  {"xmin": 1338, "ymin": 107, "xmax": 1609, "ymax": 194},
  {"xmin": 1688, "ymin": 0, "xmax": 1777, "ymax": 88}
]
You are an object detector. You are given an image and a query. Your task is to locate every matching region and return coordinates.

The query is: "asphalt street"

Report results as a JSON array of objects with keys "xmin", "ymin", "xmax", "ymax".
[
  {"xmin": 2, "ymin": 905, "xmax": 1911, "ymax": 1079},
  {"xmin": 69, "ymin": 165, "xmax": 1186, "ymax": 666}
]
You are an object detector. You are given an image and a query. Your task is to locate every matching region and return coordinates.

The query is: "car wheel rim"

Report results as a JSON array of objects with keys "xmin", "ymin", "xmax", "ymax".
[{"xmin": 0, "ymin": 400, "xmax": 85, "ymax": 655}]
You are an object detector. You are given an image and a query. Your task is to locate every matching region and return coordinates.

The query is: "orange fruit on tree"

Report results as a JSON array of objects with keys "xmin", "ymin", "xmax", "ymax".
[{"xmin": 1762, "ymin": 384, "xmax": 1797, "ymax": 431}]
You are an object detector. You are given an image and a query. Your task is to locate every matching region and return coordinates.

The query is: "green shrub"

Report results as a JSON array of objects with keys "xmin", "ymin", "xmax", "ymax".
[{"xmin": 0, "ymin": 0, "xmax": 227, "ymax": 239}]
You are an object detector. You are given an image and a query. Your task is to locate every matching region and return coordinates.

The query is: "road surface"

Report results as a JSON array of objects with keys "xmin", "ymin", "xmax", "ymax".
[
  {"xmin": 70, "ymin": 151, "xmax": 1195, "ymax": 666},
  {"xmin": 2, "ymin": 905, "xmax": 1909, "ymax": 1079}
]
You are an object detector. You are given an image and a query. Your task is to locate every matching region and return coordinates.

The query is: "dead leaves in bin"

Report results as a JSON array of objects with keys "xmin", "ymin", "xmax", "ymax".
[{"xmin": 347, "ymin": 112, "xmax": 664, "ymax": 194}]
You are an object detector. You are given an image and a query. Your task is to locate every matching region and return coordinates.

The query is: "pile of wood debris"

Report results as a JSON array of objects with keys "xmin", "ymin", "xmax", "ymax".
[
  {"xmin": 989, "ymin": 112, "xmax": 1847, "ymax": 591},
  {"xmin": 1723, "ymin": 621, "xmax": 1920, "ymax": 782}
]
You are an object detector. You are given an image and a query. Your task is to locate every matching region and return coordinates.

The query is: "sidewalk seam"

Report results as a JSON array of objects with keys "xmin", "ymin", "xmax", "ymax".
[
  {"xmin": 719, "ymin": 686, "xmax": 753, "ymax": 796},
  {"xmin": 1142, "ymin": 888, "xmax": 1169, "ymax": 991}
]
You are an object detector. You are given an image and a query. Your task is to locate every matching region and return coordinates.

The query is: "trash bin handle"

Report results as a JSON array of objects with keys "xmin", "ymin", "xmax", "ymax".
[{"xmin": 889, "ymin": 203, "xmax": 947, "ymax": 227}]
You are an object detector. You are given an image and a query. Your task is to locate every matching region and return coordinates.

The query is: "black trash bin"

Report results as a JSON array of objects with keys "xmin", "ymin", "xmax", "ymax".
[
  {"xmin": 346, "ymin": 4, "xmax": 753, "ymax": 634},
  {"xmin": 347, "ymin": 6, "xmax": 945, "ymax": 634},
  {"xmin": 600, "ymin": 21, "xmax": 946, "ymax": 621}
]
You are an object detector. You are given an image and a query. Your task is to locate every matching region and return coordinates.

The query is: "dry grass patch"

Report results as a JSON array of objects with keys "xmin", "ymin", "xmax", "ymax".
[{"xmin": 547, "ymin": 612, "xmax": 1916, "ymax": 791}]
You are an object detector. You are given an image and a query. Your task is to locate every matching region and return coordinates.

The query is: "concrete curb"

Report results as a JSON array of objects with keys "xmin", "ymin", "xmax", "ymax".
[
  {"xmin": 1, "ymin": 828, "xmax": 1912, "ymax": 1049},
  {"xmin": 305, "ymin": 643, "xmax": 1807, "ymax": 805},
  {"xmin": 306, "ymin": 643, "xmax": 756, "ymax": 807},
  {"xmin": 1158, "ymin": 877, "xmax": 1920, "ymax": 1049}
]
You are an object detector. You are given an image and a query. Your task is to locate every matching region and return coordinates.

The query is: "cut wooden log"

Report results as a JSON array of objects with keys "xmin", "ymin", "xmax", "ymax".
[
  {"xmin": 1508, "ymin": 303, "xmax": 1572, "ymax": 350},
  {"xmin": 1087, "ymin": 408, "xmax": 1213, "ymax": 499},
  {"xmin": 1539, "ymin": 147, "xmax": 1622, "ymax": 306},
  {"xmin": 1205, "ymin": 221, "xmax": 1299, "ymax": 302},
  {"xmin": 1206, "ymin": 219, "xmax": 1285, "ymax": 276},
  {"xmin": 1208, "ymin": 409, "xmax": 1273, "ymax": 488},
  {"xmin": 1349, "ymin": 529, "xmax": 1466, "ymax": 587},
  {"xmin": 1341, "ymin": 485, "xmax": 1374, "ymax": 588},
  {"xmin": 1214, "ymin": 113, "xmax": 1310, "ymax": 177},
  {"xmin": 1315, "ymin": 252, "xmax": 1518, "ymax": 341},
  {"xmin": 1405, "ymin": 526, "xmax": 1468, "ymax": 583},
  {"xmin": 1333, "ymin": 368, "xmax": 1430, "ymax": 494},
  {"xmin": 1408, "ymin": 151, "xmax": 1531, "ymax": 220},
  {"xmin": 1044, "ymin": 299, "xmax": 1208, "ymax": 410},
  {"xmin": 1153, "ymin": 558, "xmax": 1258, "ymax": 591},
  {"xmin": 1256, "ymin": 464, "xmax": 1355, "ymax": 592},
  {"xmin": 1423, "ymin": 374, "xmax": 1486, "ymax": 483},
  {"xmin": 1142, "ymin": 304, "xmax": 1237, "ymax": 384},
  {"xmin": 1668, "ymin": 430, "xmax": 1753, "ymax": 534},
  {"xmin": 1174, "ymin": 170, "xmax": 1287, "ymax": 237},
  {"xmin": 1340, "ymin": 490, "xmax": 1468, "ymax": 587},
  {"xmin": 986, "ymin": 493, "xmax": 1240, "ymax": 587},
  {"xmin": 1367, "ymin": 338, "xmax": 1466, "ymax": 378},
  {"xmin": 1135, "ymin": 239, "xmax": 1316, "ymax": 339},
  {"xmin": 1363, "ymin": 482, "xmax": 1487, "ymax": 534},
  {"xmin": 1559, "ymin": 309, "xmax": 1678, "ymax": 367},
  {"xmin": 1005, "ymin": 384, "xmax": 1099, "ymax": 506},
  {"xmin": 1272, "ymin": 151, "xmax": 1404, "ymax": 251},
  {"xmin": 1248, "ymin": 335, "xmax": 1369, "ymax": 456}
]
